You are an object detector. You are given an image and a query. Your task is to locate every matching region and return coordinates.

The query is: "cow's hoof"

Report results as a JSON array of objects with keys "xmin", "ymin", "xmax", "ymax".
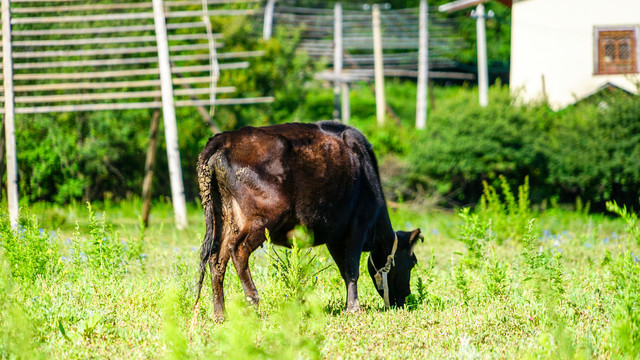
[
  {"xmin": 214, "ymin": 315, "xmax": 225, "ymax": 324},
  {"xmin": 345, "ymin": 305, "xmax": 362, "ymax": 313},
  {"xmin": 247, "ymin": 296, "xmax": 260, "ymax": 307}
]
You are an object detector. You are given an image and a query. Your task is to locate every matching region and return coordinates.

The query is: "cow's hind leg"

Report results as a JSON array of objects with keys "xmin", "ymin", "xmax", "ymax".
[
  {"xmin": 230, "ymin": 229, "xmax": 264, "ymax": 306},
  {"xmin": 326, "ymin": 240, "xmax": 362, "ymax": 312},
  {"xmin": 209, "ymin": 244, "xmax": 231, "ymax": 322}
]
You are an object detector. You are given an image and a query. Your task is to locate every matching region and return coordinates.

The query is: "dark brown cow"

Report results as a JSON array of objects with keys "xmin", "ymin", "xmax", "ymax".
[{"xmin": 194, "ymin": 121, "xmax": 421, "ymax": 320}]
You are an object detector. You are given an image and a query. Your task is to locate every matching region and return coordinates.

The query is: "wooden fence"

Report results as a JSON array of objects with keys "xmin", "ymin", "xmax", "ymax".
[
  {"xmin": 259, "ymin": 1, "xmax": 473, "ymax": 127},
  {"xmin": 1, "ymin": 0, "xmax": 273, "ymax": 228}
]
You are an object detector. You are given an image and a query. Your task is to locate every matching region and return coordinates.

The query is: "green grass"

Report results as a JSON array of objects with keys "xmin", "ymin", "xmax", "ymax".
[{"xmin": 1, "ymin": 199, "xmax": 639, "ymax": 359}]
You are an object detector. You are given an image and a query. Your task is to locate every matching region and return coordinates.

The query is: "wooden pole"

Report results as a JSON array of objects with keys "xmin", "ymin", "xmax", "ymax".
[
  {"xmin": 416, "ymin": 0, "xmax": 428, "ymax": 129},
  {"xmin": 341, "ymin": 82, "xmax": 350, "ymax": 124},
  {"xmin": 372, "ymin": 4, "xmax": 385, "ymax": 126},
  {"xmin": 476, "ymin": 3, "xmax": 489, "ymax": 107},
  {"xmin": 141, "ymin": 107, "xmax": 161, "ymax": 228},
  {"xmin": 0, "ymin": 119, "xmax": 5, "ymax": 196},
  {"xmin": 2, "ymin": 0, "xmax": 19, "ymax": 228},
  {"xmin": 263, "ymin": 0, "xmax": 276, "ymax": 41},
  {"xmin": 333, "ymin": 2, "xmax": 342, "ymax": 122},
  {"xmin": 153, "ymin": 0, "xmax": 188, "ymax": 229}
]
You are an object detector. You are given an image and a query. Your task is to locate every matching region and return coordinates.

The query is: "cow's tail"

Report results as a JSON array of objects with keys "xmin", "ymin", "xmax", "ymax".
[{"xmin": 194, "ymin": 138, "xmax": 220, "ymax": 308}]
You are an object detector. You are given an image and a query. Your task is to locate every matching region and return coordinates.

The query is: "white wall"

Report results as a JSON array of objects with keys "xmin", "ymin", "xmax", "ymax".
[{"xmin": 510, "ymin": 0, "xmax": 640, "ymax": 109}]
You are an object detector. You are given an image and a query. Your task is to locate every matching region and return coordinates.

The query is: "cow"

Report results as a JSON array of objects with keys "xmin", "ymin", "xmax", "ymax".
[{"xmin": 194, "ymin": 121, "xmax": 422, "ymax": 321}]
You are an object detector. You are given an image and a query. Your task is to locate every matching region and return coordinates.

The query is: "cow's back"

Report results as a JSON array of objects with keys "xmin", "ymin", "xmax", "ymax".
[{"xmin": 198, "ymin": 122, "xmax": 383, "ymax": 247}]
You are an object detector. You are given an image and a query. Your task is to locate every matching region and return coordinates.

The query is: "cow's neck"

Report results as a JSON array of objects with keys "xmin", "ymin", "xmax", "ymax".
[{"xmin": 371, "ymin": 209, "xmax": 396, "ymax": 265}]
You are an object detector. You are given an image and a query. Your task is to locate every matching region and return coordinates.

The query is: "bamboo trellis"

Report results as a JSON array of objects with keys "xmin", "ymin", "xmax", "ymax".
[
  {"xmin": 1, "ymin": 0, "xmax": 270, "ymax": 114},
  {"xmin": 259, "ymin": 2, "xmax": 471, "ymax": 79},
  {"xmin": 1, "ymin": 0, "xmax": 273, "ymax": 229}
]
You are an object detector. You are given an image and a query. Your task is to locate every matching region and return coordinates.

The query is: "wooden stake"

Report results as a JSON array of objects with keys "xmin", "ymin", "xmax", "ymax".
[
  {"xmin": 476, "ymin": 3, "xmax": 488, "ymax": 107},
  {"xmin": 0, "ymin": 119, "xmax": 5, "ymax": 195},
  {"xmin": 372, "ymin": 4, "xmax": 385, "ymax": 126},
  {"xmin": 263, "ymin": 0, "xmax": 276, "ymax": 41},
  {"xmin": 141, "ymin": 108, "xmax": 161, "ymax": 228},
  {"xmin": 416, "ymin": 0, "xmax": 428, "ymax": 129},
  {"xmin": 153, "ymin": 0, "xmax": 188, "ymax": 229},
  {"xmin": 341, "ymin": 82, "xmax": 350, "ymax": 124},
  {"xmin": 333, "ymin": 2, "xmax": 343, "ymax": 122},
  {"xmin": 2, "ymin": 0, "xmax": 19, "ymax": 228}
]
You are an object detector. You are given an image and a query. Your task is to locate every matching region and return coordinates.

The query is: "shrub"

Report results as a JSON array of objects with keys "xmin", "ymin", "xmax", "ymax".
[
  {"xmin": 606, "ymin": 200, "xmax": 640, "ymax": 245},
  {"xmin": 71, "ymin": 203, "xmax": 126, "ymax": 278},
  {"xmin": 477, "ymin": 176, "xmax": 533, "ymax": 242},
  {"xmin": 545, "ymin": 88, "xmax": 640, "ymax": 210},
  {"xmin": 264, "ymin": 226, "xmax": 328, "ymax": 302},
  {"xmin": 0, "ymin": 210, "xmax": 60, "ymax": 285},
  {"xmin": 408, "ymin": 85, "xmax": 549, "ymax": 206},
  {"xmin": 607, "ymin": 251, "xmax": 640, "ymax": 356}
]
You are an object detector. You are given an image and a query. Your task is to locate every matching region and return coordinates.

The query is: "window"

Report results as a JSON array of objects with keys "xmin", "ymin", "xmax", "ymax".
[{"xmin": 595, "ymin": 27, "xmax": 638, "ymax": 75}]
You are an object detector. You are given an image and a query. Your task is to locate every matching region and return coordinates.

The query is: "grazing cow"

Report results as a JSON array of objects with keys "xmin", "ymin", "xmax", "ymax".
[{"xmin": 194, "ymin": 121, "xmax": 422, "ymax": 320}]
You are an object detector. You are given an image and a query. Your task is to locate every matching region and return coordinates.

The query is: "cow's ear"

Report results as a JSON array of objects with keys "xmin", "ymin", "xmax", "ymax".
[{"xmin": 409, "ymin": 228, "xmax": 423, "ymax": 247}]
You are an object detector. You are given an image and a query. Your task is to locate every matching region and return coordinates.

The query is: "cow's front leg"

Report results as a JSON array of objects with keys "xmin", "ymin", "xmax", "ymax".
[
  {"xmin": 327, "ymin": 242, "xmax": 362, "ymax": 312},
  {"xmin": 209, "ymin": 245, "xmax": 231, "ymax": 322},
  {"xmin": 231, "ymin": 233, "xmax": 262, "ymax": 307}
]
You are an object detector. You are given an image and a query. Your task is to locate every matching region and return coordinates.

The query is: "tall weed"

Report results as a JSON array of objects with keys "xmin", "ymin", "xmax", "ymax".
[
  {"xmin": 71, "ymin": 203, "xmax": 126, "ymax": 278},
  {"xmin": 264, "ymin": 226, "xmax": 328, "ymax": 303},
  {"xmin": 0, "ymin": 210, "xmax": 60, "ymax": 284},
  {"xmin": 521, "ymin": 219, "xmax": 565, "ymax": 301},
  {"xmin": 606, "ymin": 200, "xmax": 640, "ymax": 245},
  {"xmin": 607, "ymin": 251, "xmax": 640, "ymax": 356},
  {"xmin": 0, "ymin": 258, "xmax": 43, "ymax": 358},
  {"xmin": 457, "ymin": 207, "xmax": 493, "ymax": 268},
  {"xmin": 478, "ymin": 176, "xmax": 532, "ymax": 242}
]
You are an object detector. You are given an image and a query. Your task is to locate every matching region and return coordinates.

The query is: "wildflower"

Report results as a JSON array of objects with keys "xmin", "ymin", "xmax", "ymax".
[
  {"xmin": 432, "ymin": 228, "xmax": 439, "ymax": 235},
  {"xmin": 603, "ymin": 237, "xmax": 610, "ymax": 244}
]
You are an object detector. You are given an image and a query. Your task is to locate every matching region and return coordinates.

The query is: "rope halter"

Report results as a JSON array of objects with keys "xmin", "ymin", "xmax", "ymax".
[{"xmin": 369, "ymin": 233, "xmax": 398, "ymax": 309}]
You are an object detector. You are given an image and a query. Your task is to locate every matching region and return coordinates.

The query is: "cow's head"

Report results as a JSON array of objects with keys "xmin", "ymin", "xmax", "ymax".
[{"xmin": 367, "ymin": 228, "xmax": 422, "ymax": 308}]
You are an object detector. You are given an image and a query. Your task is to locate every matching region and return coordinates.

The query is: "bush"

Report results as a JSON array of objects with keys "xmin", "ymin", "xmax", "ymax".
[
  {"xmin": 71, "ymin": 203, "xmax": 128, "ymax": 278},
  {"xmin": 0, "ymin": 211, "xmax": 60, "ymax": 285},
  {"xmin": 408, "ymin": 85, "xmax": 549, "ymax": 206},
  {"xmin": 404, "ymin": 84, "xmax": 640, "ymax": 209},
  {"xmin": 546, "ymin": 89, "xmax": 640, "ymax": 209}
]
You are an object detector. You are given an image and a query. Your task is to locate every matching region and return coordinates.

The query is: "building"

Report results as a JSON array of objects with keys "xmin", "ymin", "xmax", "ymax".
[{"xmin": 510, "ymin": 0, "xmax": 640, "ymax": 109}]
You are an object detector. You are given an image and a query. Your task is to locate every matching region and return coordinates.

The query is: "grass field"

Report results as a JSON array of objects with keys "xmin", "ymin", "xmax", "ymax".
[{"xmin": 1, "ymin": 195, "xmax": 639, "ymax": 359}]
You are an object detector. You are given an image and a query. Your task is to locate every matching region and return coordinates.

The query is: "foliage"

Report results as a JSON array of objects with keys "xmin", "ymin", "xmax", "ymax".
[
  {"xmin": 408, "ymin": 85, "xmax": 549, "ymax": 206},
  {"xmin": 607, "ymin": 251, "xmax": 640, "ymax": 356},
  {"xmin": 520, "ymin": 219, "xmax": 566, "ymax": 301},
  {"xmin": 70, "ymin": 202, "xmax": 141, "ymax": 278},
  {"xmin": 0, "ymin": 211, "xmax": 60, "ymax": 285},
  {"xmin": 606, "ymin": 200, "xmax": 640, "ymax": 245},
  {"xmin": 546, "ymin": 89, "xmax": 640, "ymax": 209},
  {"xmin": 457, "ymin": 207, "xmax": 492, "ymax": 268},
  {"xmin": 0, "ymin": 199, "xmax": 638, "ymax": 358},
  {"xmin": 478, "ymin": 175, "xmax": 533, "ymax": 242},
  {"xmin": 405, "ymin": 84, "xmax": 640, "ymax": 210},
  {"xmin": 264, "ymin": 226, "xmax": 328, "ymax": 302}
]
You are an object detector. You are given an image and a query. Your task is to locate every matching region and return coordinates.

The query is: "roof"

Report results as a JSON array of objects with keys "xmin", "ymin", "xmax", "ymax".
[{"xmin": 439, "ymin": 0, "xmax": 512, "ymax": 13}]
